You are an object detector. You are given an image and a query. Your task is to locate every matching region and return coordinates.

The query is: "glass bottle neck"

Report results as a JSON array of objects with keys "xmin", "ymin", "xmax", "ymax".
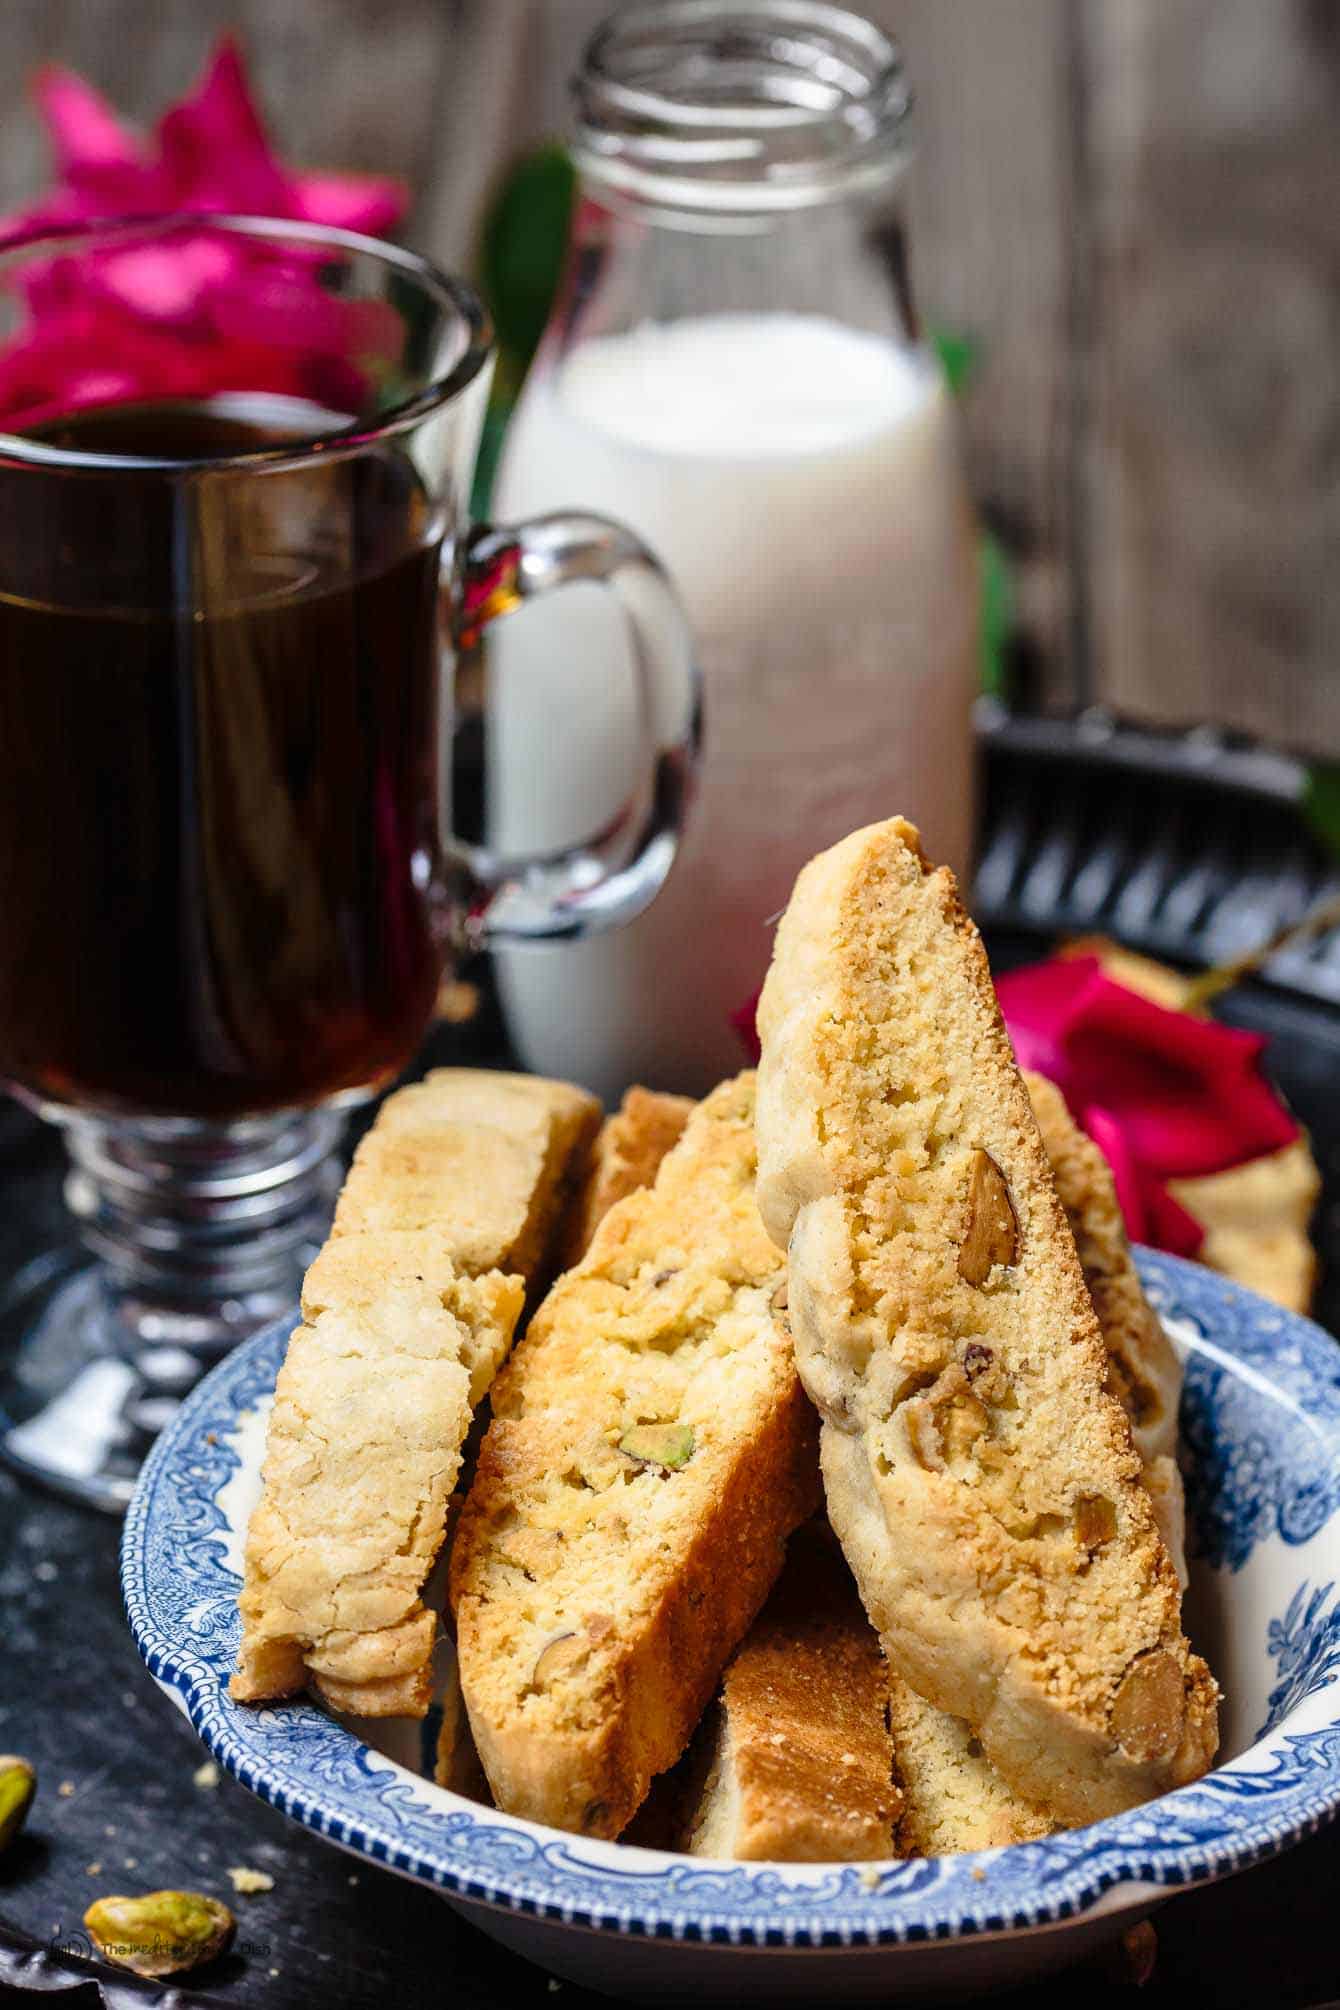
[
  {"xmin": 557, "ymin": 4, "xmax": 922, "ymax": 358},
  {"xmin": 572, "ymin": 1, "xmax": 911, "ymax": 224},
  {"xmin": 548, "ymin": 180, "xmax": 921, "ymax": 366}
]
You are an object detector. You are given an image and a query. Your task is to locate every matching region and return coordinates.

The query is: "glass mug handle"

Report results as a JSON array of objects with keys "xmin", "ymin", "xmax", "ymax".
[{"xmin": 445, "ymin": 512, "xmax": 700, "ymax": 948}]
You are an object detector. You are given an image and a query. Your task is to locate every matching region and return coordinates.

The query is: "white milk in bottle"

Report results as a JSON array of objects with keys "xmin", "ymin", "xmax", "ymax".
[{"xmin": 484, "ymin": 8, "xmax": 979, "ymax": 1100}]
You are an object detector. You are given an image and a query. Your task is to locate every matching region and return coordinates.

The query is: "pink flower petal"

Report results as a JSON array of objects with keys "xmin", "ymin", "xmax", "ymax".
[
  {"xmin": 0, "ymin": 35, "xmax": 407, "ymax": 432},
  {"xmin": 1082, "ymin": 1105, "xmax": 1205, "ymax": 1258},
  {"xmin": 295, "ymin": 170, "xmax": 409, "ymax": 236},
  {"xmin": 156, "ymin": 37, "xmax": 293, "ymax": 215},
  {"xmin": 32, "ymin": 67, "xmax": 143, "ymax": 180},
  {"xmin": 85, "ymin": 236, "xmax": 242, "ymax": 323},
  {"xmin": 996, "ymin": 958, "xmax": 1297, "ymax": 1180}
]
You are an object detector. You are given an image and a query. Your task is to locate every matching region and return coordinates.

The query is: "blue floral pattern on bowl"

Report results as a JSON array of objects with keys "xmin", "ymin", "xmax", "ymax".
[{"xmin": 122, "ymin": 1250, "xmax": 1340, "ymax": 1947}]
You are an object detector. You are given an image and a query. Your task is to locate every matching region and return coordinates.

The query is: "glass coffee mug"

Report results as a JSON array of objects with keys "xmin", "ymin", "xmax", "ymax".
[{"xmin": 0, "ymin": 216, "xmax": 698, "ymax": 1509}]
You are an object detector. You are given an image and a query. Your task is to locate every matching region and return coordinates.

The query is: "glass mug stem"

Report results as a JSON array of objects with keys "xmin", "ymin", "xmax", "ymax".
[{"xmin": 0, "ymin": 1114, "xmax": 343, "ymax": 1509}]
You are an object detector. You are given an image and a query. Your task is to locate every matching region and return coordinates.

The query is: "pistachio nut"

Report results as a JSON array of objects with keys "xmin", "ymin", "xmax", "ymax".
[
  {"xmin": 0, "ymin": 1757, "xmax": 35, "ymax": 1853},
  {"xmin": 617, "ymin": 1422, "xmax": 695, "ymax": 1471},
  {"xmin": 84, "ymin": 1889, "xmax": 236, "ymax": 1980}
]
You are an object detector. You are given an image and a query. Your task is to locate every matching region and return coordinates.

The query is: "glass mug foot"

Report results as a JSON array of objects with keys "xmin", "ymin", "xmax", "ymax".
[{"xmin": 0, "ymin": 1113, "xmax": 342, "ymax": 1512}]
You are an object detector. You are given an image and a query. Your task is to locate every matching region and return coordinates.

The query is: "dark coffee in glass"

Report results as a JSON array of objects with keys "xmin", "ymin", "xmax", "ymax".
[{"xmin": 0, "ymin": 397, "xmax": 444, "ymax": 1119}]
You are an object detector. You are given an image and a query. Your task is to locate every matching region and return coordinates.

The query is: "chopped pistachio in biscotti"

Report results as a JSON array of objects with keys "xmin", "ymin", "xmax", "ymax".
[
  {"xmin": 449, "ymin": 1073, "xmax": 821, "ymax": 1840},
  {"xmin": 755, "ymin": 817, "xmax": 1218, "ymax": 1826}
]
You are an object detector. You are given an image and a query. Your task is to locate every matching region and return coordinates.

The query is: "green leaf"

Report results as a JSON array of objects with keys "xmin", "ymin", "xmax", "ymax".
[
  {"xmin": 478, "ymin": 143, "xmax": 577, "ymax": 372},
  {"xmin": 978, "ymin": 530, "xmax": 1014, "ymax": 701},
  {"xmin": 931, "ymin": 325, "xmax": 978, "ymax": 399},
  {"xmin": 469, "ymin": 398, "xmax": 511, "ymax": 521},
  {"xmin": 1302, "ymin": 765, "xmax": 1340, "ymax": 858}
]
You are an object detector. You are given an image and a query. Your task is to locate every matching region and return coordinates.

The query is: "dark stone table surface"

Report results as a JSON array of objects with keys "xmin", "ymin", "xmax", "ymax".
[{"xmin": 2, "ymin": 972, "xmax": 1339, "ymax": 2010}]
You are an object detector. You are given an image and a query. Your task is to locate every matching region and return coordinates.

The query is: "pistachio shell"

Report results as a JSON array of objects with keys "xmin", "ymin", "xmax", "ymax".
[
  {"xmin": 617, "ymin": 1422, "xmax": 695, "ymax": 1471},
  {"xmin": 84, "ymin": 1889, "xmax": 236, "ymax": 1979},
  {"xmin": 0, "ymin": 1757, "xmax": 35, "ymax": 1853}
]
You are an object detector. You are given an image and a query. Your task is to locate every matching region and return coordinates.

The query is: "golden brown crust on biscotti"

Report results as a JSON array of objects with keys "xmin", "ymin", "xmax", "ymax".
[
  {"xmin": 450, "ymin": 1074, "xmax": 821, "ymax": 1839},
  {"xmin": 557, "ymin": 1087, "xmax": 694, "ymax": 1270},
  {"xmin": 755, "ymin": 818, "xmax": 1218, "ymax": 1825},
  {"xmin": 681, "ymin": 1523, "xmax": 900, "ymax": 1862}
]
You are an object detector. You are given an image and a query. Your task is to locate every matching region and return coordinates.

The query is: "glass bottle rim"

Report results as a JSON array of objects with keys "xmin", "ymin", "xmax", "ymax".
[{"xmin": 572, "ymin": 0, "xmax": 912, "ymax": 221}]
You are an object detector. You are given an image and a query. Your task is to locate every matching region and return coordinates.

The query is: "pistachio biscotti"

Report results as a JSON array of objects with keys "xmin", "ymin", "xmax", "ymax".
[
  {"xmin": 232, "ymin": 1067, "xmax": 599, "ymax": 1716},
  {"xmin": 888, "ymin": 1068, "xmax": 1191, "ymax": 1855},
  {"xmin": 450, "ymin": 1073, "xmax": 820, "ymax": 1838},
  {"xmin": 755, "ymin": 818, "xmax": 1218, "ymax": 1825}
]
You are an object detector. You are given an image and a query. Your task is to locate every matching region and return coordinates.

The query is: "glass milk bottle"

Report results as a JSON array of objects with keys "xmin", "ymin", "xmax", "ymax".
[{"xmin": 489, "ymin": 1, "xmax": 979, "ymax": 1101}]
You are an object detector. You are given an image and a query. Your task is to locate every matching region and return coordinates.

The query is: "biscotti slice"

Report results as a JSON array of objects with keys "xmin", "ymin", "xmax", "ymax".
[
  {"xmin": 450, "ymin": 1073, "xmax": 821, "ymax": 1838},
  {"xmin": 335, "ymin": 1068, "xmax": 601, "ymax": 1288},
  {"xmin": 755, "ymin": 818, "xmax": 1218, "ymax": 1824},
  {"xmin": 231, "ymin": 1234, "xmax": 522, "ymax": 1714},
  {"xmin": 888, "ymin": 1676, "xmax": 1051, "ymax": 1855},
  {"xmin": 1023, "ymin": 1069, "xmax": 1187, "ymax": 1583},
  {"xmin": 558, "ymin": 1087, "xmax": 694, "ymax": 1268},
  {"xmin": 681, "ymin": 1523, "xmax": 900, "ymax": 1862},
  {"xmin": 435, "ymin": 1092, "xmax": 693, "ymax": 1805}
]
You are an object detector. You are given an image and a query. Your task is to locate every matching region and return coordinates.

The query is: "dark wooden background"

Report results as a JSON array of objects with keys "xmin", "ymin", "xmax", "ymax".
[{"xmin": 3, "ymin": 0, "xmax": 1337, "ymax": 753}]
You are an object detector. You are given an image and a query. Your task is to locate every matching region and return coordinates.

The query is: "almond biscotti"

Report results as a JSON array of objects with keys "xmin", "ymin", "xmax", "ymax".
[
  {"xmin": 558, "ymin": 1086, "xmax": 694, "ymax": 1269},
  {"xmin": 232, "ymin": 1067, "xmax": 599, "ymax": 1716},
  {"xmin": 681, "ymin": 1523, "xmax": 900, "ymax": 1862},
  {"xmin": 888, "ymin": 1071, "xmax": 1190, "ymax": 1854},
  {"xmin": 231, "ymin": 1235, "xmax": 522, "ymax": 1714},
  {"xmin": 755, "ymin": 818, "xmax": 1218, "ymax": 1825},
  {"xmin": 450, "ymin": 1073, "xmax": 820, "ymax": 1838}
]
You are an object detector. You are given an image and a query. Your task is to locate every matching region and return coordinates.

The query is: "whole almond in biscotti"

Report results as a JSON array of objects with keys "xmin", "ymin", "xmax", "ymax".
[
  {"xmin": 450, "ymin": 1073, "xmax": 820, "ymax": 1839},
  {"xmin": 754, "ymin": 817, "xmax": 1218, "ymax": 1825}
]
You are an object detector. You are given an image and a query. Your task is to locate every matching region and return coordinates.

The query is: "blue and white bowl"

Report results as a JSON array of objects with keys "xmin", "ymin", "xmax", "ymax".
[{"xmin": 122, "ymin": 1252, "xmax": 1340, "ymax": 2002}]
